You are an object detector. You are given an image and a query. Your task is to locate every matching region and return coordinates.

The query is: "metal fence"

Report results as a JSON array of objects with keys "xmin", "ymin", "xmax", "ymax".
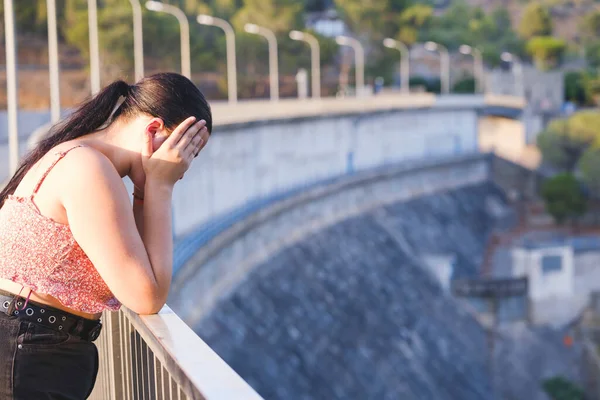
[{"xmin": 89, "ymin": 306, "xmax": 263, "ymax": 400}]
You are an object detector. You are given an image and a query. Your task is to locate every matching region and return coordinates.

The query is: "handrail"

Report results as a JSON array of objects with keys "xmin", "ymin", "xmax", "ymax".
[{"xmin": 90, "ymin": 306, "xmax": 263, "ymax": 400}]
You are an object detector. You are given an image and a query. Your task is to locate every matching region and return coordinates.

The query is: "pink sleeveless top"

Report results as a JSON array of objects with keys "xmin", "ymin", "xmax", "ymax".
[{"xmin": 0, "ymin": 145, "xmax": 120, "ymax": 314}]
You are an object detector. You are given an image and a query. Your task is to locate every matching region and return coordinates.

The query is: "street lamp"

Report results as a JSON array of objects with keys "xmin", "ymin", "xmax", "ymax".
[
  {"xmin": 129, "ymin": 0, "xmax": 144, "ymax": 81},
  {"xmin": 4, "ymin": 0, "xmax": 18, "ymax": 174},
  {"xmin": 336, "ymin": 35, "xmax": 365, "ymax": 97},
  {"xmin": 197, "ymin": 15, "xmax": 237, "ymax": 103},
  {"xmin": 424, "ymin": 41, "xmax": 450, "ymax": 94},
  {"xmin": 146, "ymin": 1, "xmax": 191, "ymax": 79},
  {"xmin": 88, "ymin": 0, "xmax": 101, "ymax": 94},
  {"xmin": 289, "ymin": 30, "xmax": 321, "ymax": 99},
  {"xmin": 501, "ymin": 52, "xmax": 524, "ymax": 98},
  {"xmin": 459, "ymin": 45, "xmax": 484, "ymax": 94},
  {"xmin": 245, "ymin": 23, "xmax": 279, "ymax": 101},
  {"xmin": 47, "ymin": 0, "xmax": 60, "ymax": 123},
  {"xmin": 383, "ymin": 38, "xmax": 410, "ymax": 95}
]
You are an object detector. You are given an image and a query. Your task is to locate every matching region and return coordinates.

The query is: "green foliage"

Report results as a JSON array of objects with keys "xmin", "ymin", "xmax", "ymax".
[
  {"xmin": 585, "ymin": 40, "xmax": 600, "ymax": 69},
  {"xmin": 538, "ymin": 111, "xmax": 600, "ymax": 171},
  {"xmin": 420, "ymin": 3, "xmax": 524, "ymax": 66},
  {"xmin": 582, "ymin": 10, "xmax": 600, "ymax": 39},
  {"xmin": 335, "ymin": 0, "xmax": 413, "ymax": 40},
  {"xmin": 518, "ymin": 3, "xmax": 553, "ymax": 39},
  {"xmin": 564, "ymin": 71, "xmax": 596, "ymax": 106},
  {"xmin": 579, "ymin": 145, "xmax": 600, "ymax": 197},
  {"xmin": 589, "ymin": 78, "xmax": 600, "ymax": 97},
  {"xmin": 334, "ymin": 0, "xmax": 428, "ymax": 86},
  {"xmin": 541, "ymin": 174, "xmax": 587, "ymax": 225},
  {"xmin": 398, "ymin": 4, "xmax": 434, "ymax": 45},
  {"xmin": 541, "ymin": 376, "xmax": 585, "ymax": 400},
  {"xmin": 526, "ymin": 36, "xmax": 566, "ymax": 70},
  {"xmin": 409, "ymin": 76, "xmax": 440, "ymax": 93},
  {"xmin": 452, "ymin": 76, "xmax": 475, "ymax": 93},
  {"xmin": 232, "ymin": 0, "xmax": 303, "ymax": 33}
]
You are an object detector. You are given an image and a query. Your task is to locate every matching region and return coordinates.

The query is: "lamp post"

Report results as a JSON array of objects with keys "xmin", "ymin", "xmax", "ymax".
[
  {"xmin": 289, "ymin": 30, "xmax": 321, "ymax": 99},
  {"xmin": 383, "ymin": 38, "xmax": 410, "ymax": 95},
  {"xmin": 245, "ymin": 23, "xmax": 279, "ymax": 102},
  {"xmin": 336, "ymin": 35, "xmax": 365, "ymax": 97},
  {"xmin": 424, "ymin": 41, "xmax": 450, "ymax": 94},
  {"xmin": 146, "ymin": 1, "xmax": 191, "ymax": 79},
  {"xmin": 47, "ymin": 0, "xmax": 60, "ymax": 123},
  {"xmin": 197, "ymin": 15, "xmax": 237, "ymax": 103},
  {"xmin": 4, "ymin": 0, "xmax": 18, "ymax": 174},
  {"xmin": 501, "ymin": 52, "xmax": 524, "ymax": 98},
  {"xmin": 88, "ymin": 0, "xmax": 101, "ymax": 94},
  {"xmin": 129, "ymin": 0, "xmax": 144, "ymax": 81},
  {"xmin": 459, "ymin": 45, "xmax": 484, "ymax": 94}
]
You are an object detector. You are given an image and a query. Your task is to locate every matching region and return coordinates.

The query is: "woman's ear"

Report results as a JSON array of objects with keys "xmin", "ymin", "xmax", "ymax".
[{"xmin": 145, "ymin": 118, "xmax": 169, "ymax": 151}]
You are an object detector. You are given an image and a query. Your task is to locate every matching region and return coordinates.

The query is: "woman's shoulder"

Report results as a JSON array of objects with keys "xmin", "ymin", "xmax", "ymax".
[{"xmin": 47, "ymin": 142, "xmax": 121, "ymax": 189}]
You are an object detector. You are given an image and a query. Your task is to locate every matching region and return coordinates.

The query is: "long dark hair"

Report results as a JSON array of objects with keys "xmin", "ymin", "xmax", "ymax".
[{"xmin": 0, "ymin": 72, "xmax": 212, "ymax": 207}]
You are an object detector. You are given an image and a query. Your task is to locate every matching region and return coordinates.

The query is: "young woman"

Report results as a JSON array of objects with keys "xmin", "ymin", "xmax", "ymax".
[{"xmin": 0, "ymin": 72, "xmax": 212, "ymax": 399}]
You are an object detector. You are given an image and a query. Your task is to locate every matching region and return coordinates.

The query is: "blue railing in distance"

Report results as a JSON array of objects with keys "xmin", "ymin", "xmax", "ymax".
[{"xmin": 173, "ymin": 171, "xmax": 349, "ymax": 274}]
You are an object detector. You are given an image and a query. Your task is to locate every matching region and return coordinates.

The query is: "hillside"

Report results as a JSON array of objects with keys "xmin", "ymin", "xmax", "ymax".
[{"xmin": 441, "ymin": 0, "xmax": 598, "ymax": 42}]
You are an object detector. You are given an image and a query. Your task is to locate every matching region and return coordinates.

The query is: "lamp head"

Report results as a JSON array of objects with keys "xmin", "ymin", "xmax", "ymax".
[
  {"xmin": 244, "ymin": 23, "xmax": 259, "ymax": 34},
  {"xmin": 336, "ymin": 36, "xmax": 349, "ymax": 45},
  {"xmin": 501, "ymin": 52, "xmax": 513, "ymax": 62},
  {"xmin": 459, "ymin": 44, "xmax": 472, "ymax": 55},
  {"xmin": 383, "ymin": 38, "xmax": 397, "ymax": 49},
  {"xmin": 289, "ymin": 30, "xmax": 305, "ymax": 41},
  {"xmin": 197, "ymin": 15, "xmax": 214, "ymax": 25},
  {"xmin": 424, "ymin": 41, "xmax": 438, "ymax": 51},
  {"xmin": 145, "ymin": 1, "xmax": 164, "ymax": 11}
]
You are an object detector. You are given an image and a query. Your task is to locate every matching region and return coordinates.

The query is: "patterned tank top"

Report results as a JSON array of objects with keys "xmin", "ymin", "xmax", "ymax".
[{"xmin": 0, "ymin": 145, "xmax": 120, "ymax": 314}]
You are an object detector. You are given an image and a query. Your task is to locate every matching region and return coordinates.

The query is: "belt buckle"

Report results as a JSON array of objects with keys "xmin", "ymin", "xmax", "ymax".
[{"xmin": 86, "ymin": 322, "xmax": 102, "ymax": 342}]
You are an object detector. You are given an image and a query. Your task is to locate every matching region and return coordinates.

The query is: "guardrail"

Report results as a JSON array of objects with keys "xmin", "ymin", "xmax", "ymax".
[{"xmin": 89, "ymin": 306, "xmax": 263, "ymax": 400}]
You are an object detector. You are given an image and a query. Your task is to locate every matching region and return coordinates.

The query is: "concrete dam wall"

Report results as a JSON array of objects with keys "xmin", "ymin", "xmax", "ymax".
[
  {"xmin": 171, "ymin": 155, "xmax": 578, "ymax": 400},
  {"xmin": 195, "ymin": 183, "xmax": 501, "ymax": 400},
  {"xmin": 192, "ymin": 181, "xmax": 582, "ymax": 400}
]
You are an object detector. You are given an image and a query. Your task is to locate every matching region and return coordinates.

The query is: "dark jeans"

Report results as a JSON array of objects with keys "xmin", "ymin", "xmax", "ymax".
[{"xmin": 0, "ymin": 312, "xmax": 99, "ymax": 399}]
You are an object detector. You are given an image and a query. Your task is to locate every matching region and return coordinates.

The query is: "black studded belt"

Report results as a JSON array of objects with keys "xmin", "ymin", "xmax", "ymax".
[{"xmin": 0, "ymin": 290, "xmax": 102, "ymax": 342}]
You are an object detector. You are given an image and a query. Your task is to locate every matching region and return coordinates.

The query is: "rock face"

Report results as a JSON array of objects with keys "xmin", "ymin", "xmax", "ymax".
[{"xmin": 195, "ymin": 183, "xmax": 581, "ymax": 399}]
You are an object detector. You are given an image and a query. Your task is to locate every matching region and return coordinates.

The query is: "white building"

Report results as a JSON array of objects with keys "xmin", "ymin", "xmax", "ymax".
[
  {"xmin": 512, "ymin": 236, "xmax": 600, "ymax": 326},
  {"xmin": 304, "ymin": 9, "xmax": 347, "ymax": 38}
]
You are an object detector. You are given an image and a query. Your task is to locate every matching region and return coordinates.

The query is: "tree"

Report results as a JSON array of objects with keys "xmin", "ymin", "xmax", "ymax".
[
  {"xmin": 579, "ymin": 145, "xmax": 600, "ymax": 197},
  {"xmin": 564, "ymin": 71, "xmax": 595, "ymax": 106},
  {"xmin": 518, "ymin": 3, "xmax": 552, "ymax": 39},
  {"xmin": 421, "ymin": 0, "xmax": 474, "ymax": 47},
  {"xmin": 590, "ymin": 79, "xmax": 600, "ymax": 105},
  {"xmin": 419, "ymin": 3, "xmax": 524, "ymax": 66},
  {"xmin": 452, "ymin": 76, "xmax": 475, "ymax": 93},
  {"xmin": 397, "ymin": 4, "xmax": 433, "ymax": 46},
  {"xmin": 232, "ymin": 0, "xmax": 303, "ymax": 33},
  {"xmin": 537, "ymin": 112, "xmax": 600, "ymax": 171},
  {"xmin": 526, "ymin": 36, "xmax": 566, "ymax": 70},
  {"xmin": 581, "ymin": 10, "xmax": 600, "ymax": 39},
  {"xmin": 541, "ymin": 376, "xmax": 585, "ymax": 400},
  {"xmin": 335, "ymin": 0, "xmax": 413, "ymax": 40},
  {"xmin": 541, "ymin": 174, "xmax": 587, "ymax": 225},
  {"xmin": 304, "ymin": 0, "xmax": 334, "ymax": 12},
  {"xmin": 585, "ymin": 40, "xmax": 600, "ymax": 69}
]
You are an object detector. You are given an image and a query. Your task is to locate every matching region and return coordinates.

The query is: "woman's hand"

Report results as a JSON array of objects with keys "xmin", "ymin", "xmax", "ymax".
[{"xmin": 141, "ymin": 117, "xmax": 207, "ymax": 186}]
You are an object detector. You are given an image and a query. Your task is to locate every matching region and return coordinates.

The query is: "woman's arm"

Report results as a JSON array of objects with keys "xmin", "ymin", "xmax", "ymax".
[
  {"xmin": 61, "ymin": 119, "xmax": 206, "ymax": 314},
  {"xmin": 133, "ymin": 186, "xmax": 144, "ymax": 234},
  {"xmin": 61, "ymin": 149, "xmax": 170, "ymax": 314}
]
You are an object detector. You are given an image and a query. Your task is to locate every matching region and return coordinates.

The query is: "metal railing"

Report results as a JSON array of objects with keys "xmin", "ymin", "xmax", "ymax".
[{"xmin": 89, "ymin": 305, "xmax": 263, "ymax": 400}]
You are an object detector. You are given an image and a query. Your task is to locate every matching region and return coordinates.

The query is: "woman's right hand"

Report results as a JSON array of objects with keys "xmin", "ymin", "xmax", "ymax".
[{"xmin": 141, "ymin": 117, "xmax": 207, "ymax": 186}]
